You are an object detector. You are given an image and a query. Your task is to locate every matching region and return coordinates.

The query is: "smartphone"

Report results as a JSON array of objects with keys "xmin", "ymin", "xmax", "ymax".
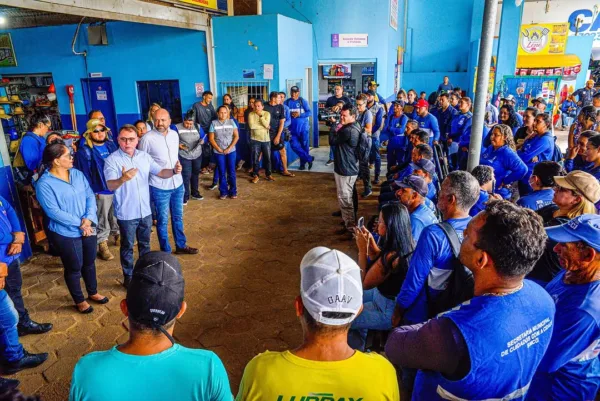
[{"xmin": 357, "ymin": 217, "xmax": 364, "ymax": 229}]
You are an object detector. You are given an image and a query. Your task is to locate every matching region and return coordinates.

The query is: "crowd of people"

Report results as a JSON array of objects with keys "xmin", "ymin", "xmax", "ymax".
[{"xmin": 0, "ymin": 76, "xmax": 599, "ymax": 400}]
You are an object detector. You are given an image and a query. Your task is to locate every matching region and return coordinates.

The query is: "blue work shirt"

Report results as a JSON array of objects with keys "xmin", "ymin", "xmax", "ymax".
[
  {"xmin": 103, "ymin": 149, "xmax": 163, "ymax": 221},
  {"xmin": 517, "ymin": 188, "xmax": 555, "ymax": 211},
  {"xmin": 586, "ymin": 164, "xmax": 600, "ymax": 181},
  {"xmin": 426, "ymin": 182, "xmax": 437, "ymax": 203},
  {"xmin": 410, "ymin": 203, "xmax": 439, "ymax": 243},
  {"xmin": 416, "ymin": 113, "xmax": 441, "ymax": 143},
  {"xmin": 528, "ymin": 271, "xmax": 600, "ymax": 400},
  {"xmin": 517, "ymin": 132, "xmax": 555, "ymax": 176},
  {"xmin": 469, "ymin": 189, "xmax": 489, "ymax": 217},
  {"xmin": 404, "ymin": 102, "xmax": 418, "ymax": 120},
  {"xmin": 284, "ymin": 97, "xmax": 311, "ymax": 134},
  {"xmin": 0, "ymin": 195, "xmax": 22, "ymax": 265},
  {"xmin": 438, "ymin": 83, "xmax": 454, "ymax": 92},
  {"xmin": 282, "ymin": 104, "xmax": 291, "ymax": 129},
  {"xmin": 19, "ymin": 131, "xmax": 45, "ymax": 172},
  {"xmin": 36, "ymin": 168, "xmax": 97, "ymax": 238},
  {"xmin": 396, "ymin": 217, "xmax": 471, "ymax": 324},
  {"xmin": 481, "ymin": 144, "xmax": 528, "ymax": 199},
  {"xmin": 384, "ymin": 113, "xmax": 408, "ymax": 146},
  {"xmin": 450, "ymin": 112, "xmax": 472, "ymax": 145},
  {"xmin": 433, "ymin": 105, "xmax": 456, "ymax": 141}
]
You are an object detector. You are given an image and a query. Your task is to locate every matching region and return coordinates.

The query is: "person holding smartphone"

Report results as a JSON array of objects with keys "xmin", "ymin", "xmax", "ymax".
[{"xmin": 175, "ymin": 110, "xmax": 204, "ymax": 204}]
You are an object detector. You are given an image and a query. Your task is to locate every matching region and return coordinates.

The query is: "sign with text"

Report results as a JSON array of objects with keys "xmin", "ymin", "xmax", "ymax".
[
  {"xmin": 178, "ymin": 0, "xmax": 218, "ymax": 10},
  {"xmin": 331, "ymin": 34, "xmax": 368, "ymax": 48},
  {"xmin": 518, "ymin": 23, "xmax": 569, "ymax": 56},
  {"xmin": 390, "ymin": 0, "xmax": 398, "ymax": 31}
]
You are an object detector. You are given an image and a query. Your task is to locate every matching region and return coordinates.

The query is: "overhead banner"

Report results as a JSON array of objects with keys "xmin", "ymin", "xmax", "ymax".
[
  {"xmin": 178, "ymin": 0, "xmax": 218, "ymax": 10},
  {"xmin": 518, "ymin": 23, "xmax": 569, "ymax": 56}
]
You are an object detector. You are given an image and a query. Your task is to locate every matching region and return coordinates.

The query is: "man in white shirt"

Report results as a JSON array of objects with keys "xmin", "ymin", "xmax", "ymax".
[{"xmin": 138, "ymin": 109, "xmax": 198, "ymax": 255}]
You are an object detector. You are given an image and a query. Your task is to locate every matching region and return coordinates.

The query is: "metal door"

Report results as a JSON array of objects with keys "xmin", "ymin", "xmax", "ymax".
[{"xmin": 81, "ymin": 78, "xmax": 118, "ymax": 130}]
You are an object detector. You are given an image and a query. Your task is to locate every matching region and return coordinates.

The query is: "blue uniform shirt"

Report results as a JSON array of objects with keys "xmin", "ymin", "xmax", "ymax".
[
  {"xmin": 36, "ymin": 168, "xmax": 98, "ymax": 238},
  {"xmin": 416, "ymin": 113, "xmax": 441, "ymax": 143},
  {"xmin": 410, "ymin": 203, "xmax": 439, "ymax": 243},
  {"xmin": 529, "ymin": 271, "xmax": 600, "ymax": 400},
  {"xmin": 20, "ymin": 132, "xmax": 46, "ymax": 172},
  {"xmin": 450, "ymin": 112, "xmax": 472, "ymax": 145},
  {"xmin": 0, "ymin": 196, "xmax": 22, "ymax": 265},
  {"xmin": 517, "ymin": 132, "xmax": 555, "ymax": 174},
  {"xmin": 282, "ymin": 104, "xmax": 291, "ymax": 129},
  {"xmin": 481, "ymin": 145, "xmax": 528, "ymax": 199},
  {"xmin": 284, "ymin": 97, "xmax": 311, "ymax": 134},
  {"xmin": 397, "ymin": 217, "xmax": 470, "ymax": 323},
  {"xmin": 517, "ymin": 189, "xmax": 555, "ymax": 211},
  {"xmin": 469, "ymin": 190, "xmax": 489, "ymax": 217},
  {"xmin": 404, "ymin": 102, "xmax": 418, "ymax": 120},
  {"xmin": 433, "ymin": 105, "xmax": 456, "ymax": 141},
  {"xmin": 564, "ymin": 154, "xmax": 592, "ymax": 173}
]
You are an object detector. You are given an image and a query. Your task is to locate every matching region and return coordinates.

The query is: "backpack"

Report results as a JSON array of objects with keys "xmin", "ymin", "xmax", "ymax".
[
  {"xmin": 356, "ymin": 124, "xmax": 371, "ymax": 164},
  {"xmin": 426, "ymin": 222, "xmax": 474, "ymax": 319}
]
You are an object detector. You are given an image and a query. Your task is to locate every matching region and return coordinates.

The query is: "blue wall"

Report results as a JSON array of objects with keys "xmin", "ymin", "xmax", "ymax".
[
  {"xmin": 213, "ymin": 14, "xmax": 279, "ymax": 93},
  {"xmin": 277, "ymin": 15, "xmax": 313, "ymax": 92},
  {"xmin": 2, "ymin": 22, "xmax": 210, "ymax": 130},
  {"xmin": 566, "ymin": 35, "xmax": 595, "ymax": 91},
  {"xmin": 403, "ymin": 0, "xmax": 473, "ymax": 93}
]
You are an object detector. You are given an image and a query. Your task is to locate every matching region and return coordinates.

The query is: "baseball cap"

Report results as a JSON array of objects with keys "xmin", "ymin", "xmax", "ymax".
[
  {"xmin": 393, "ymin": 100, "xmax": 405, "ymax": 107},
  {"xmin": 84, "ymin": 118, "xmax": 107, "ymax": 134},
  {"xmin": 532, "ymin": 97, "xmax": 547, "ymax": 105},
  {"xmin": 126, "ymin": 251, "xmax": 185, "ymax": 341},
  {"xmin": 593, "ymin": 92, "xmax": 600, "ymax": 99},
  {"xmin": 554, "ymin": 170, "xmax": 600, "ymax": 204},
  {"xmin": 416, "ymin": 99, "xmax": 429, "ymax": 108},
  {"xmin": 300, "ymin": 247, "xmax": 363, "ymax": 326},
  {"xmin": 290, "ymin": 86, "xmax": 300, "ymax": 92},
  {"xmin": 369, "ymin": 81, "xmax": 379, "ymax": 87},
  {"xmin": 395, "ymin": 175, "xmax": 429, "ymax": 197},
  {"xmin": 501, "ymin": 94, "xmax": 515, "ymax": 102},
  {"xmin": 412, "ymin": 159, "xmax": 436, "ymax": 176},
  {"xmin": 546, "ymin": 214, "xmax": 600, "ymax": 252}
]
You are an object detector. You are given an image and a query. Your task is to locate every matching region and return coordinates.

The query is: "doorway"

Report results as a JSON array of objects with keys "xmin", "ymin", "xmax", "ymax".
[
  {"xmin": 137, "ymin": 80, "xmax": 183, "ymax": 124},
  {"xmin": 81, "ymin": 78, "xmax": 118, "ymax": 131}
]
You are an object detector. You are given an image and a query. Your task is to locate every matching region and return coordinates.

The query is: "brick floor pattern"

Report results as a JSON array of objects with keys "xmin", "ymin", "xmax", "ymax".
[{"xmin": 13, "ymin": 171, "xmax": 373, "ymax": 400}]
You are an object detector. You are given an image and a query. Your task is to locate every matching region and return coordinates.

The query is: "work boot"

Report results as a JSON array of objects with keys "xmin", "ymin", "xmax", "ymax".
[
  {"xmin": 1, "ymin": 350, "xmax": 48, "ymax": 375},
  {"xmin": 97, "ymin": 241, "xmax": 114, "ymax": 261}
]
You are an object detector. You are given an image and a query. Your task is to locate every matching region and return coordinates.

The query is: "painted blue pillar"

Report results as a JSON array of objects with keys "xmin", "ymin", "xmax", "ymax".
[{"xmin": 494, "ymin": 0, "xmax": 524, "ymax": 96}]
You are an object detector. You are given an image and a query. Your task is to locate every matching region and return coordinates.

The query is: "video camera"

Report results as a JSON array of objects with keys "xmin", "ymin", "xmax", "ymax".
[{"xmin": 318, "ymin": 108, "xmax": 341, "ymax": 125}]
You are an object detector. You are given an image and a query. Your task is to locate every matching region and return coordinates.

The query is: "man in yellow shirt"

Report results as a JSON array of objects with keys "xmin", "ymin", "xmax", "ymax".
[
  {"xmin": 247, "ymin": 99, "xmax": 274, "ymax": 184},
  {"xmin": 236, "ymin": 247, "xmax": 399, "ymax": 401}
]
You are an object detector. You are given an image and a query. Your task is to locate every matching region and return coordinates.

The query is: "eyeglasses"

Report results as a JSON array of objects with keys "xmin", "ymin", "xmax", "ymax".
[
  {"xmin": 119, "ymin": 137, "xmax": 137, "ymax": 143},
  {"xmin": 356, "ymin": 102, "xmax": 365, "ymax": 106}
]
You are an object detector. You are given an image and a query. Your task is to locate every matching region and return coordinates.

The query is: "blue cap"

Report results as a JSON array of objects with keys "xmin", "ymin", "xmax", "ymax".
[
  {"xmin": 395, "ymin": 175, "xmax": 428, "ymax": 197},
  {"xmin": 546, "ymin": 214, "xmax": 600, "ymax": 252},
  {"xmin": 412, "ymin": 159, "xmax": 436, "ymax": 176}
]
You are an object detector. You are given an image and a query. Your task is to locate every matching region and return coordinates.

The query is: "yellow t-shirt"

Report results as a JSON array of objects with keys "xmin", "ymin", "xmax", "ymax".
[{"xmin": 235, "ymin": 350, "xmax": 400, "ymax": 401}]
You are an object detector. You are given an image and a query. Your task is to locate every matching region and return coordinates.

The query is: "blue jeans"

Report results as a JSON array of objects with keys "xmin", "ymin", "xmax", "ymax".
[
  {"xmin": 0, "ymin": 291, "xmax": 23, "ymax": 363},
  {"xmin": 47, "ymin": 231, "xmax": 98, "ymax": 304},
  {"xmin": 118, "ymin": 215, "xmax": 152, "ymax": 277},
  {"xmin": 179, "ymin": 156, "xmax": 202, "ymax": 202},
  {"xmin": 369, "ymin": 136, "xmax": 381, "ymax": 179},
  {"xmin": 151, "ymin": 185, "xmax": 187, "ymax": 252},
  {"xmin": 329, "ymin": 145, "xmax": 336, "ymax": 161},
  {"xmin": 4, "ymin": 260, "xmax": 29, "ymax": 326},
  {"xmin": 214, "ymin": 152, "xmax": 237, "ymax": 197},
  {"xmin": 348, "ymin": 288, "xmax": 396, "ymax": 351}
]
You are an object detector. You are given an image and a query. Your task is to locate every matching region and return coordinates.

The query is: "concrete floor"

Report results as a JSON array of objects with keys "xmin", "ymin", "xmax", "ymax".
[{"xmin": 13, "ymin": 167, "xmax": 378, "ymax": 400}]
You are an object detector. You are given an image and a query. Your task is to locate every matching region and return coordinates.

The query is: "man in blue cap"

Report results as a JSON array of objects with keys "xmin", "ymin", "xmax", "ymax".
[
  {"xmin": 528, "ymin": 214, "xmax": 600, "ymax": 400},
  {"xmin": 395, "ymin": 175, "xmax": 438, "ymax": 241}
]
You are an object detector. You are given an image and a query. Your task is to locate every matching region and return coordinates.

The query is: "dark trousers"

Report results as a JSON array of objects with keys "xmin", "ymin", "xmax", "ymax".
[
  {"xmin": 118, "ymin": 215, "xmax": 152, "ymax": 277},
  {"xmin": 251, "ymin": 140, "xmax": 272, "ymax": 177},
  {"xmin": 47, "ymin": 231, "xmax": 98, "ymax": 304},
  {"xmin": 369, "ymin": 136, "xmax": 382, "ymax": 179},
  {"xmin": 5, "ymin": 260, "xmax": 29, "ymax": 326},
  {"xmin": 180, "ymin": 156, "xmax": 202, "ymax": 202},
  {"xmin": 201, "ymin": 142, "xmax": 213, "ymax": 169}
]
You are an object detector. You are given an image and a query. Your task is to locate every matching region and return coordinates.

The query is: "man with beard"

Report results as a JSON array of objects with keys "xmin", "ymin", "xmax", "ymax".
[
  {"xmin": 139, "ymin": 109, "xmax": 198, "ymax": 255},
  {"xmin": 74, "ymin": 119, "xmax": 119, "ymax": 261}
]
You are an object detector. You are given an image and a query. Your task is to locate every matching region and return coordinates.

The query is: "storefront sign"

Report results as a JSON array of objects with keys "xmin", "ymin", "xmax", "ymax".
[
  {"xmin": 515, "ymin": 65, "xmax": 581, "ymax": 77},
  {"xmin": 178, "ymin": 0, "xmax": 218, "ymax": 10},
  {"xmin": 518, "ymin": 23, "xmax": 569, "ymax": 56},
  {"xmin": 390, "ymin": 0, "xmax": 398, "ymax": 31},
  {"xmin": 331, "ymin": 34, "xmax": 368, "ymax": 48},
  {"xmin": 0, "ymin": 33, "xmax": 17, "ymax": 67}
]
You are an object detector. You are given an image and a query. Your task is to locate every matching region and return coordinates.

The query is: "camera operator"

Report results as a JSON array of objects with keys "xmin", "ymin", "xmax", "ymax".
[
  {"xmin": 330, "ymin": 104, "xmax": 362, "ymax": 239},
  {"xmin": 325, "ymin": 100, "xmax": 345, "ymax": 166},
  {"xmin": 325, "ymin": 85, "xmax": 352, "ymax": 109}
]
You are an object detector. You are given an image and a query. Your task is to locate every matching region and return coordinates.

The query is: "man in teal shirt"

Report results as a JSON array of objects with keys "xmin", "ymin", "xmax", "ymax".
[{"xmin": 69, "ymin": 251, "xmax": 232, "ymax": 401}]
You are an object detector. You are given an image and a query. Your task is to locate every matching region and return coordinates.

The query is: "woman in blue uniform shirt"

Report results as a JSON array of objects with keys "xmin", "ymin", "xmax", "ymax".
[
  {"xmin": 36, "ymin": 143, "xmax": 108, "ymax": 314},
  {"xmin": 480, "ymin": 124, "xmax": 527, "ymax": 199},
  {"xmin": 517, "ymin": 113, "xmax": 556, "ymax": 196}
]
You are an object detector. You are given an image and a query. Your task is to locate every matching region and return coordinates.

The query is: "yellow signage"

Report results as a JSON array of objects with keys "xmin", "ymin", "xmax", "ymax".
[
  {"xmin": 179, "ymin": 0, "xmax": 219, "ymax": 10},
  {"xmin": 518, "ymin": 23, "xmax": 569, "ymax": 56}
]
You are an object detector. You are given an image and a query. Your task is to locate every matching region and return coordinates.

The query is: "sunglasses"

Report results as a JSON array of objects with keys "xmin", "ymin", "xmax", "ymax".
[{"xmin": 93, "ymin": 128, "xmax": 107, "ymax": 133}]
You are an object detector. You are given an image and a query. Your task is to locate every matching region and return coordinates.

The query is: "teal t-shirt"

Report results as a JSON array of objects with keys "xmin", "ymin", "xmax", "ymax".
[{"xmin": 69, "ymin": 344, "xmax": 232, "ymax": 401}]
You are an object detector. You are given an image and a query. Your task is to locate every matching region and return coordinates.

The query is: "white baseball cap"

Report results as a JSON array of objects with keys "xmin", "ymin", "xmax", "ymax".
[{"xmin": 300, "ymin": 247, "xmax": 363, "ymax": 326}]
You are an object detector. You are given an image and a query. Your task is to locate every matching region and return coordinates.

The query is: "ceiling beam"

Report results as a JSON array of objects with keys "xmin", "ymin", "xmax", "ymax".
[{"xmin": 2, "ymin": 0, "xmax": 210, "ymax": 31}]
